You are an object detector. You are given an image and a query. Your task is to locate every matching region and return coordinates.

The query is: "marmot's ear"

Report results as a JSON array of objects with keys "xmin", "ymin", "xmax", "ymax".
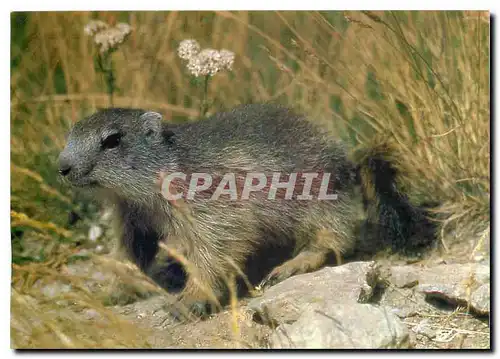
[{"xmin": 140, "ymin": 111, "xmax": 163, "ymax": 139}]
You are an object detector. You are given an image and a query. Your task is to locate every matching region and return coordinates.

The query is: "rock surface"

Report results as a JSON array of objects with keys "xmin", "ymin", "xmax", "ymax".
[
  {"xmin": 249, "ymin": 261, "xmax": 381, "ymax": 324},
  {"xmin": 106, "ymin": 260, "xmax": 490, "ymax": 349},
  {"xmin": 412, "ymin": 263, "xmax": 490, "ymax": 316},
  {"xmin": 247, "ymin": 261, "xmax": 411, "ymax": 348},
  {"xmin": 269, "ymin": 303, "xmax": 409, "ymax": 348},
  {"xmin": 24, "ymin": 258, "xmax": 489, "ymax": 349},
  {"xmin": 470, "ymin": 284, "xmax": 490, "ymax": 315}
]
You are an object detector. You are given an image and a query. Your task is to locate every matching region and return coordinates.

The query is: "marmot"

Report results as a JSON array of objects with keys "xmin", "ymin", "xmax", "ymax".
[{"xmin": 58, "ymin": 104, "xmax": 435, "ymax": 319}]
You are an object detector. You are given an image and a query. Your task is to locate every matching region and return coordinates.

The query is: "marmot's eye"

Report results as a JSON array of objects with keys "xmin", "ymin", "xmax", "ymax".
[{"xmin": 101, "ymin": 133, "xmax": 122, "ymax": 149}]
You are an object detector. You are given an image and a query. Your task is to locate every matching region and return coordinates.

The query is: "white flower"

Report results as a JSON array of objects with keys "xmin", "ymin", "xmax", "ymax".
[
  {"xmin": 186, "ymin": 48, "xmax": 237, "ymax": 77},
  {"xmin": 115, "ymin": 22, "xmax": 132, "ymax": 34},
  {"xmin": 186, "ymin": 48, "xmax": 221, "ymax": 77},
  {"xmin": 178, "ymin": 39, "xmax": 236, "ymax": 77},
  {"xmin": 178, "ymin": 39, "xmax": 201, "ymax": 61},
  {"xmin": 219, "ymin": 49, "xmax": 235, "ymax": 71},
  {"xmin": 84, "ymin": 20, "xmax": 132, "ymax": 54},
  {"xmin": 84, "ymin": 20, "xmax": 109, "ymax": 36},
  {"xmin": 92, "ymin": 23, "xmax": 132, "ymax": 54},
  {"xmin": 186, "ymin": 56, "xmax": 210, "ymax": 77}
]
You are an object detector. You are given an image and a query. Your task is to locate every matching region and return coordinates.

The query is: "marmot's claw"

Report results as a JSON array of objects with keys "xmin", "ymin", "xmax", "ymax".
[
  {"xmin": 260, "ymin": 263, "xmax": 299, "ymax": 290},
  {"xmin": 259, "ymin": 269, "xmax": 283, "ymax": 290},
  {"xmin": 189, "ymin": 301, "xmax": 212, "ymax": 318}
]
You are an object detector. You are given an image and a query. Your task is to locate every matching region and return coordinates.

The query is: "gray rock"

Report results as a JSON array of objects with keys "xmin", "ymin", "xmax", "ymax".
[
  {"xmin": 88, "ymin": 224, "xmax": 103, "ymax": 241},
  {"xmin": 470, "ymin": 283, "xmax": 490, "ymax": 315},
  {"xmin": 247, "ymin": 262, "xmax": 410, "ymax": 348},
  {"xmin": 416, "ymin": 263, "xmax": 490, "ymax": 315},
  {"xmin": 269, "ymin": 304, "xmax": 410, "ymax": 349},
  {"xmin": 95, "ymin": 245, "xmax": 105, "ymax": 253},
  {"xmin": 249, "ymin": 261, "xmax": 380, "ymax": 324},
  {"xmin": 83, "ymin": 308, "xmax": 103, "ymax": 321},
  {"xmin": 390, "ymin": 307, "xmax": 418, "ymax": 319},
  {"xmin": 420, "ymin": 263, "xmax": 489, "ymax": 285},
  {"xmin": 389, "ymin": 266, "xmax": 419, "ymax": 288},
  {"xmin": 40, "ymin": 282, "xmax": 72, "ymax": 298},
  {"xmin": 411, "ymin": 319, "xmax": 436, "ymax": 339},
  {"xmin": 113, "ymin": 295, "xmax": 178, "ymax": 328}
]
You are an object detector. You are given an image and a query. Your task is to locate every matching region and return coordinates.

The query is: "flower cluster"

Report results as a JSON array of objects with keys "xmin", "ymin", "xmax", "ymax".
[
  {"xmin": 84, "ymin": 20, "xmax": 132, "ymax": 54},
  {"xmin": 178, "ymin": 39, "xmax": 235, "ymax": 77},
  {"xmin": 177, "ymin": 39, "xmax": 201, "ymax": 61}
]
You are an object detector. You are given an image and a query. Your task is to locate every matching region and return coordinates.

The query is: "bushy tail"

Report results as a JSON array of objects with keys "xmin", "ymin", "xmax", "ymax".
[{"xmin": 355, "ymin": 143, "xmax": 437, "ymax": 254}]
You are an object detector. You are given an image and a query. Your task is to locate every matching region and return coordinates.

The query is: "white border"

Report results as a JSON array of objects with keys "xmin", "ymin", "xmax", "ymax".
[{"xmin": 1, "ymin": 2, "xmax": 497, "ymax": 11}]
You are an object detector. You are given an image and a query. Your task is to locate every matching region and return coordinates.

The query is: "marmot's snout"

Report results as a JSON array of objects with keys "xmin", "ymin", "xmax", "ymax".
[
  {"xmin": 58, "ymin": 153, "xmax": 72, "ymax": 177},
  {"xmin": 58, "ymin": 146, "xmax": 96, "ymax": 187}
]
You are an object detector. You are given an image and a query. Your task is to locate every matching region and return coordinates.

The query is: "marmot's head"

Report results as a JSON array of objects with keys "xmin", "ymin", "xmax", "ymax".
[{"xmin": 59, "ymin": 108, "xmax": 175, "ymax": 200}]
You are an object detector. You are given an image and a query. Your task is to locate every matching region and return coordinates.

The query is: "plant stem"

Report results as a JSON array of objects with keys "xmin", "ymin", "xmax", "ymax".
[
  {"xmin": 200, "ymin": 75, "xmax": 210, "ymax": 117},
  {"xmin": 105, "ymin": 68, "xmax": 115, "ymax": 107},
  {"xmin": 96, "ymin": 52, "xmax": 115, "ymax": 107}
]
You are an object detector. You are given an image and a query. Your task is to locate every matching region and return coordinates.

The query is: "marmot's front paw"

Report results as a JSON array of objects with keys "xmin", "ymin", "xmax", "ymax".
[
  {"xmin": 146, "ymin": 260, "xmax": 187, "ymax": 293},
  {"xmin": 168, "ymin": 299, "xmax": 213, "ymax": 322}
]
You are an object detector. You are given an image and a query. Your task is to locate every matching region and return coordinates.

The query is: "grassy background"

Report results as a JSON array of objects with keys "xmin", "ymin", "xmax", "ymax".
[{"xmin": 10, "ymin": 11, "xmax": 490, "ymax": 348}]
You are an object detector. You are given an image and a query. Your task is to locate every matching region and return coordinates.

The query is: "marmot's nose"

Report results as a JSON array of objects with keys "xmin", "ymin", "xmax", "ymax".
[{"xmin": 58, "ymin": 157, "xmax": 72, "ymax": 176}]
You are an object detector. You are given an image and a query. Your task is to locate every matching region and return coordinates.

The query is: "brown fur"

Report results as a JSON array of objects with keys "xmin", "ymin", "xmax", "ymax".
[{"xmin": 58, "ymin": 104, "xmax": 435, "ymax": 319}]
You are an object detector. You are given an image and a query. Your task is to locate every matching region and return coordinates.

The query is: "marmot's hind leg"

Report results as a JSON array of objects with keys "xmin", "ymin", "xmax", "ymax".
[
  {"xmin": 259, "ymin": 227, "xmax": 355, "ymax": 289},
  {"xmin": 259, "ymin": 201, "xmax": 359, "ymax": 289}
]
